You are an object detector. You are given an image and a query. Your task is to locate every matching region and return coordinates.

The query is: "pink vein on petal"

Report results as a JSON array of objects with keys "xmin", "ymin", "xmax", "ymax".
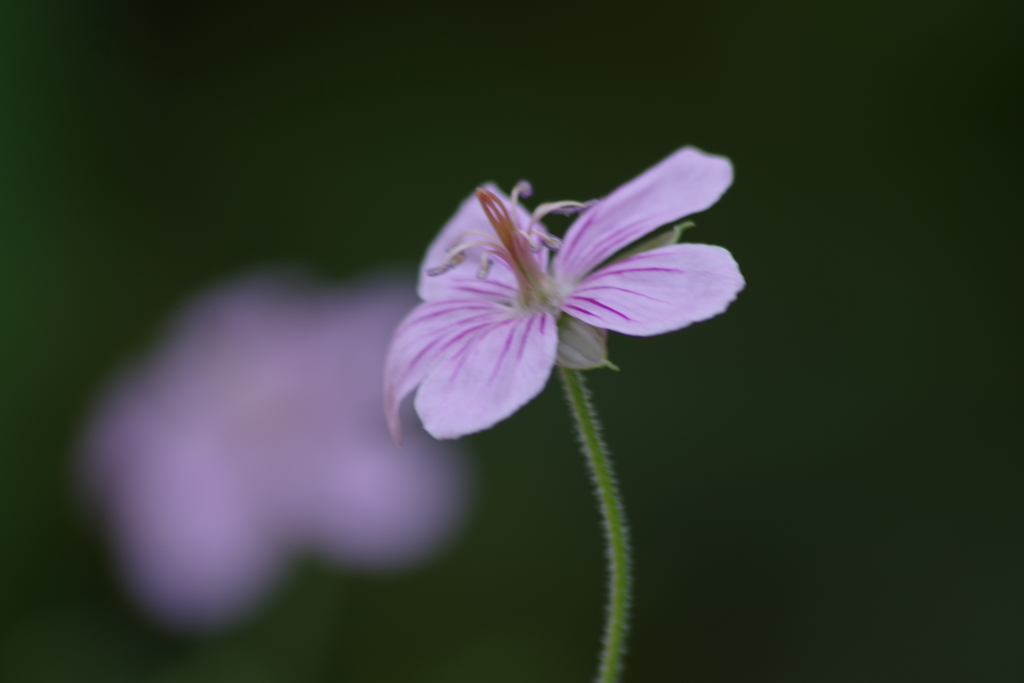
[
  {"xmin": 569, "ymin": 297, "xmax": 634, "ymax": 321},
  {"xmin": 446, "ymin": 317, "xmax": 519, "ymax": 388},
  {"xmin": 563, "ymin": 304, "xmax": 596, "ymax": 317},
  {"xmin": 485, "ymin": 318, "xmax": 522, "ymax": 385},
  {"xmin": 431, "ymin": 319, "xmax": 504, "ymax": 378},
  {"xmin": 410, "ymin": 305, "xmax": 495, "ymax": 325},
  {"xmin": 561, "ymin": 243, "xmax": 745, "ymax": 337},
  {"xmin": 575, "ymin": 285, "xmax": 672, "ymax": 304},
  {"xmin": 453, "ymin": 284, "xmax": 516, "ymax": 298},
  {"xmin": 595, "ymin": 266, "xmax": 688, "ymax": 277},
  {"xmin": 402, "ymin": 313, "xmax": 505, "ymax": 375},
  {"xmin": 514, "ymin": 314, "xmax": 538, "ymax": 364}
]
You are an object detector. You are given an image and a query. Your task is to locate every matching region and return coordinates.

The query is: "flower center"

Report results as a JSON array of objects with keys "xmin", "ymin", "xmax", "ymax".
[{"xmin": 428, "ymin": 182, "xmax": 594, "ymax": 313}]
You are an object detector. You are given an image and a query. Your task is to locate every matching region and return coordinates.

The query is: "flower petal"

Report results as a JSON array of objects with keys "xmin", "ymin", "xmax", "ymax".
[
  {"xmin": 384, "ymin": 299, "xmax": 521, "ymax": 442},
  {"xmin": 414, "ymin": 311, "xmax": 557, "ymax": 440},
  {"xmin": 418, "ymin": 184, "xmax": 548, "ymax": 303},
  {"xmin": 561, "ymin": 243, "xmax": 744, "ymax": 336},
  {"xmin": 554, "ymin": 147, "xmax": 733, "ymax": 283}
]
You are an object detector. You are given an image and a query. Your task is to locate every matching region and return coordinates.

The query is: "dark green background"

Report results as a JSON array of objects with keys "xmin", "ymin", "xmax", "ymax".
[{"xmin": 1, "ymin": 1, "xmax": 1021, "ymax": 681}]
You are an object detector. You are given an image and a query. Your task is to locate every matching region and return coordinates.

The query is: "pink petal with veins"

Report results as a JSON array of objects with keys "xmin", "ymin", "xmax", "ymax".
[
  {"xmin": 562, "ymin": 243, "xmax": 744, "ymax": 336},
  {"xmin": 384, "ymin": 298, "xmax": 522, "ymax": 442},
  {"xmin": 554, "ymin": 147, "xmax": 733, "ymax": 283},
  {"xmin": 414, "ymin": 311, "xmax": 557, "ymax": 440}
]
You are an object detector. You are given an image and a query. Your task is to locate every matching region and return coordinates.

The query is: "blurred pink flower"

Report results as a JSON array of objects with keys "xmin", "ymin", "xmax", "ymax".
[
  {"xmin": 386, "ymin": 147, "xmax": 745, "ymax": 440},
  {"xmin": 80, "ymin": 272, "xmax": 469, "ymax": 631}
]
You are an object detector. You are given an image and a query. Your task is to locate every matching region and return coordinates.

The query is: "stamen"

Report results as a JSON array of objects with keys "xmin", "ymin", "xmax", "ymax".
[
  {"xmin": 511, "ymin": 180, "xmax": 533, "ymax": 201},
  {"xmin": 529, "ymin": 200, "xmax": 593, "ymax": 227},
  {"xmin": 426, "ymin": 262, "xmax": 457, "ymax": 277},
  {"xmin": 582, "ymin": 198, "xmax": 599, "ymax": 210},
  {"xmin": 515, "ymin": 229, "xmax": 543, "ymax": 253},
  {"xmin": 459, "ymin": 230, "xmax": 500, "ymax": 243},
  {"xmin": 446, "ymin": 240, "xmax": 499, "ymax": 259},
  {"xmin": 477, "ymin": 253, "xmax": 492, "ymax": 279},
  {"xmin": 509, "ymin": 181, "xmax": 533, "ymax": 231},
  {"xmin": 428, "ymin": 248, "xmax": 470, "ymax": 276},
  {"xmin": 538, "ymin": 233, "xmax": 563, "ymax": 251}
]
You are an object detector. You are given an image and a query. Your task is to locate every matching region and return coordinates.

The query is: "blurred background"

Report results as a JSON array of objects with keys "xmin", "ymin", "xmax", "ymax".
[{"xmin": 1, "ymin": 0, "xmax": 1021, "ymax": 681}]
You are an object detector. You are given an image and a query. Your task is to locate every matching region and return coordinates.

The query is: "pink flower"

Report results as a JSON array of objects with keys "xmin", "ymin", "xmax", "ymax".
[
  {"xmin": 385, "ymin": 147, "xmax": 744, "ymax": 440},
  {"xmin": 80, "ymin": 272, "xmax": 469, "ymax": 631}
]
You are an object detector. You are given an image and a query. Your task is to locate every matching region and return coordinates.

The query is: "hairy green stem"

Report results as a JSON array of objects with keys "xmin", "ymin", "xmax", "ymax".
[{"xmin": 560, "ymin": 367, "xmax": 632, "ymax": 683}]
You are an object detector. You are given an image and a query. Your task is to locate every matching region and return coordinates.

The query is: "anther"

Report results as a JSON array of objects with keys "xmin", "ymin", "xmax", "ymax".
[
  {"xmin": 426, "ymin": 263, "xmax": 455, "ymax": 277},
  {"xmin": 425, "ymin": 251, "xmax": 466, "ymax": 277},
  {"xmin": 477, "ymin": 253, "xmax": 492, "ymax": 279},
  {"xmin": 538, "ymin": 233, "xmax": 563, "ymax": 251}
]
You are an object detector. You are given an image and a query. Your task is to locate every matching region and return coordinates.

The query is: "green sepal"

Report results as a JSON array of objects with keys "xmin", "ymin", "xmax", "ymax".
[
  {"xmin": 556, "ymin": 314, "xmax": 618, "ymax": 370},
  {"xmin": 615, "ymin": 220, "xmax": 694, "ymax": 261}
]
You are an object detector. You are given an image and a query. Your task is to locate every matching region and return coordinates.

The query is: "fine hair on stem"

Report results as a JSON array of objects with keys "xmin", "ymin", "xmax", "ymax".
[{"xmin": 560, "ymin": 367, "xmax": 633, "ymax": 683}]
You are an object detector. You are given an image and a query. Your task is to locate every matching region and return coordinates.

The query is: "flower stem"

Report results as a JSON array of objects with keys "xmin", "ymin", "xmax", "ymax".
[{"xmin": 559, "ymin": 367, "xmax": 632, "ymax": 683}]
